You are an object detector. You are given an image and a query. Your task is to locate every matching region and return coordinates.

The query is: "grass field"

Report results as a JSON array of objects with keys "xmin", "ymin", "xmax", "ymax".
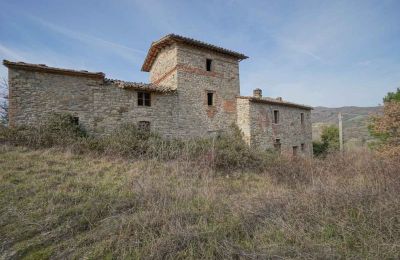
[{"xmin": 1, "ymin": 145, "xmax": 399, "ymax": 259}]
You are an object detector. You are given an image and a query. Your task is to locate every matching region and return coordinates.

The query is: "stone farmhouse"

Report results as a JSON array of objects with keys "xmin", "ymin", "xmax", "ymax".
[{"xmin": 3, "ymin": 34, "xmax": 312, "ymax": 156}]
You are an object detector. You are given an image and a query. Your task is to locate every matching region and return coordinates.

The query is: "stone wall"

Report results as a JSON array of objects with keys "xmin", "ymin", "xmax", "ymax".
[
  {"xmin": 91, "ymin": 84, "xmax": 178, "ymax": 137},
  {"xmin": 8, "ymin": 68, "xmax": 100, "ymax": 130},
  {"xmin": 236, "ymin": 98, "xmax": 313, "ymax": 157},
  {"xmin": 7, "ymin": 68, "xmax": 179, "ymax": 137},
  {"xmin": 150, "ymin": 44, "xmax": 178, "ymax": 90},
  {"xmin": 236, "ymin": 98, "xmax": 251, "ymax": 144},
  {"xmin": 174, "ymin": 43, "xmax": 240, "ymax": 137}
]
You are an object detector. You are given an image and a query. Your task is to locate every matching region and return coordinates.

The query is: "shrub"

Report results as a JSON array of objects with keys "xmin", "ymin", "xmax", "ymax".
[
  {"xmin": 0, "ymin": 113, "xmax": 86, "ymax": 148},
  {"xmin": 212, "ymin": 125, "xmax": 273, "ymax": 171},
  {"xmin": 1, "ymin": 118, "xmax": 276, "ymax": 172},
  {"xmin": 313, "ymin": 125, "xmax": 339, "ymax": 157}
]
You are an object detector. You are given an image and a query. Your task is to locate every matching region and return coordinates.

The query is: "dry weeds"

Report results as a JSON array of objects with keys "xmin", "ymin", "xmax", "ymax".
[{"xmin": 0, "ymin": 146, "xmax": 399, "ymax": 259}]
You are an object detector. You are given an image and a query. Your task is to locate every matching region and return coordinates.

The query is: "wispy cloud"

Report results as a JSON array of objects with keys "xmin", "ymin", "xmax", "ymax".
[
  {"xmin": 27, "ymin": 15, "xmax": 145, "ymax": 63},
  {"xmin": 0, "ymin": 43, "xmax": 25, "ymax": 61},
  {"xmin": 274, "ymin": 36, "xmax": 324, "ymax": 62},
  {"xmin": 356, "ymin": 60, "xmax": 372, "ymax": 66}
]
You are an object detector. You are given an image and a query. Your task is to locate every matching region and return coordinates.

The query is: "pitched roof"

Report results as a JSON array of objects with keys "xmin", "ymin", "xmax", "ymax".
[
  {"xmin": 141, "ymin": 34, "xmax": 248, "ymax": 72},
  {"xmin": 3, "ymin": 60, "xmax": 105, "ymax": 79},
  {"xmin": 237, "ymin": 96, "xmax": 313, "ymax": 110},
  {"xmin": 3, "ymin": 60, "xmax": 174, "ymax": 93},
  {"xmin": 104, "ymin": 79, "xmax": 175, "ymax": 93}
]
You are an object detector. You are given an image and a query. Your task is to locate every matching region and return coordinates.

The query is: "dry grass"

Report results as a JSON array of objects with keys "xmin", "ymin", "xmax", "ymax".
[{"xmin": 0, "ymin": 145, "xmax": 399, "ymax": 259}]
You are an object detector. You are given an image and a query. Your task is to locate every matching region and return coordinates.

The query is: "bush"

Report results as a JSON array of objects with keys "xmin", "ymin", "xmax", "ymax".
[
  {"xmin": 213, "ymin": 125, "xmax": 273, "ymax": 171},
  {"xmin": 313, "ymin": 125, "xmax": 339, "ymax": 157},
  {"xmin": 1, "ymin": 117, "xmax": 276, "ymax": 172},
  {"xmin": 0, "ymin": 113, "xmax": 86, "ymax": 148}
]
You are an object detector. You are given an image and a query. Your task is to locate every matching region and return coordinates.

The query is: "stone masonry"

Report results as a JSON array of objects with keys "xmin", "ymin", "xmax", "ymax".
[{"xmin": 3, "ymin": 34, "xmax": 313, "ymax": 156}]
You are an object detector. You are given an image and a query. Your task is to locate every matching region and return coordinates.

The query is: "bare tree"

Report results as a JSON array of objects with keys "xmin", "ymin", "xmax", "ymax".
[{"xmin": 0, "ymin": 77, "xmax": 9, "ymax": 125}]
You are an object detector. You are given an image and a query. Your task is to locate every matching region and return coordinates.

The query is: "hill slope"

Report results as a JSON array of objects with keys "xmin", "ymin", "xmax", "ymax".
[
  {"xmin": 311, "ymin": 106, "xmax": 383, "ymax": 147},
  {"xmin": 1, "ymin": 146, "xmax": 400, "ymax": 259}
]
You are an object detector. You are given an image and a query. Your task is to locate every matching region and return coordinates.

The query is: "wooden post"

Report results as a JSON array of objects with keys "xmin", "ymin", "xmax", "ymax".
[{"xmin": 338, "ymin": 112, "xmax": 343, "ymax": 152}]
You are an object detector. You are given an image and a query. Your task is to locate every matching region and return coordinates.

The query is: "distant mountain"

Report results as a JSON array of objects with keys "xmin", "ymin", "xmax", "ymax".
[{"xmin": 311, "ymin": 106, "xmax": 383, "ymax": 148}]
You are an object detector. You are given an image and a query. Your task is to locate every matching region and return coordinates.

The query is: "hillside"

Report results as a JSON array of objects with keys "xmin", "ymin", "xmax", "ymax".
[
  {"xmin": 1, "ymin": 146, "xmax": 400, "ymax": 259},
  {"xmin": 311, "ymin": 106, "xmax": 383, "ymax": 147}
]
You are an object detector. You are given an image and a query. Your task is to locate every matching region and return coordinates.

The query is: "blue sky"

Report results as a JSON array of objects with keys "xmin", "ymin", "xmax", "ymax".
[{"xmin": 0, "ymin": 0, "xmax": 399, "ymax": 107}]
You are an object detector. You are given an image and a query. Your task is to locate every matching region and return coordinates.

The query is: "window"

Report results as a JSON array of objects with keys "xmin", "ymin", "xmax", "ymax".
[
  {"xmin": 138, "ymin": 92, "xmax": 151, "ymax": 106},
  {"xmin": 273, "ymin": 110, "xmax": 279, "ymax": 124},
  {"xmin": 274, "ymin": 139, "xmax": 281, "ymax": 153},
  {"xmin": 206, "ymin": 59, "xmax": 212, "ymax": 71},
  {"xmin": 293, "ymin": 146, "xmax": 298, "ymax": 156},
  {"xmin": 138, "ymin": 121, "xmax": 150, "ymax": 132},
  {"xmin": 301, "ymin": 113, "xmax": 304, "ymax": 125},
  {"xmin": 71, "ymin": 116, "xmax": 79, "ymax": 125},
  {"xmin": 301, "ymin": 143, "xmax": 305, "ymax": 152},
  {"xmin": 207, "ymin": 92, "xmax": 214, "ymax": 106}
]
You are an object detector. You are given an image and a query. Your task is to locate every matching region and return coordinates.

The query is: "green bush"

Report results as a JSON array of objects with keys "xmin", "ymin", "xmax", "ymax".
[
  {"xmin": 0, "ymin": 113, "xmax": 86, "ymax": 148},
  {"xmin": 313, "ymin": 125, "xmax": 339, "ymax": 157},
  {"xmin": 0, "ymin": 116, "xmax": 275, "ymax": 172},
  {"xmin": 213, "ymin": 125, "xmax": 272, "ymax": 171}
]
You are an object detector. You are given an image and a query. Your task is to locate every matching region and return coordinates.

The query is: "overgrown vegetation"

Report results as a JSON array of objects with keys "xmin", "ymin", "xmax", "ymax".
[
  {"xmin": 1, "ymin": 89, "xmax": 400, "ymax": 258},
  {"xmin": 369, "ymin": 88, "xmax": 400, "ymax": 157},
  {"xmin": 312, "ymin": 125, "xmax": 339, "ymax": 157},
  {"xmin": 0, "ymin": 113, "xmax": 273, "ymax": 172},
  {"xmin": 0, "ymin": 146, "xmax": 399, "ymax": 259}
]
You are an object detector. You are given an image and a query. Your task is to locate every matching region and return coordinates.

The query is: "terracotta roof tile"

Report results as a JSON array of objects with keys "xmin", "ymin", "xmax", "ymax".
[{"xmin": 104, "ymin": 79, "xmax": 175, "ymax": 93}]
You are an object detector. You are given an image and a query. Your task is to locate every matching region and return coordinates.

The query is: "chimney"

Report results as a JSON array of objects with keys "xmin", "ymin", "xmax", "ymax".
[
  {"xmin": 253, "ymin": 88, "xmax": 262, "ymax": 98},
  {"xmin": 276, "ymin": 97, "xmax": 282, "ymax": 101}
]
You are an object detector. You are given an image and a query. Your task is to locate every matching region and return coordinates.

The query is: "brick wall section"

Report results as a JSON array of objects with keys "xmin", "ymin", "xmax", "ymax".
[{"xmin": 236, "ymin": 98, "xmax": 313, "ymax": 157}]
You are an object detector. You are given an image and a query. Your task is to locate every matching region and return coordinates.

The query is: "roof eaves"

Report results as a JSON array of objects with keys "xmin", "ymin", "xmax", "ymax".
[
  {"xmin": 237, "ymin": 96, "xmax": 313, "ymax": 110},
  {"xmin": 105, "ymin": 79, "xmax": 175, "ymax": 93},
  {"xmin": 141, "ymin": 34, "xmax": 248, "ymax": 72},
  {"xmin": 3, "ymin": 60, "xmax": 105, "ymax": 79}
]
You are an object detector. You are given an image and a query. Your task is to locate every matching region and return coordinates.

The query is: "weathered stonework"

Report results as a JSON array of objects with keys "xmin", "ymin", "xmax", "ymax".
[
  {"xmin": 4, "ymin": 34, "xmax": 313, "ymax": 156},
  {"xmin": 236, "ymin": 97, "xmax": 312, "ymax": 156}
]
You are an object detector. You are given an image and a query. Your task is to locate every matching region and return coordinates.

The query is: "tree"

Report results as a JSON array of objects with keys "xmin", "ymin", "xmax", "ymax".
[
  {"xmin": 383, "ymin": 87, "xmax": 400, "ymax": 102},
  {"xmin": 0, "ymin": 77, "xmax": 8, "ymax": 125},
  {"xmin": 313, "ymin": 125, "xmax": 339, "ymax": 157},
  {"xmin": 369, "ymin": 88, "xmax": 400, "ymax": 157}
]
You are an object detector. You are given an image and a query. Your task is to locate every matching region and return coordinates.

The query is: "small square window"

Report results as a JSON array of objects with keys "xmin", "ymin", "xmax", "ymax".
[
  {"xmin": 207, "ymin": 92, "xmax": 214, "ymax": 106},
  {"xmin": 293, "ymin": 146, "xmax": 298, "ymax": 156},
  {"xmin": 206, "ymin": 59, "xmax": 212, "ymax": 71},
  {"xmin": 71, "ymin": 116, "xmax": 79, "ymax": 125},
  {"xmin": 138, "ymin": 92, "xmax": 151, "ymax": 106},
  {"xmin": 301, "ymin": 113, "xmax": 304, "ymax": 125},
  {"xmin": 273, "ymin": 110, "xmax": 279, "ymax": 124},
  {"xmin": 138, "ymin": 121, "xmax": 150, "ymax": 132},
  {"xmin": 274, "ymin": 139, "xmax": 281, "ymax": 153}
]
